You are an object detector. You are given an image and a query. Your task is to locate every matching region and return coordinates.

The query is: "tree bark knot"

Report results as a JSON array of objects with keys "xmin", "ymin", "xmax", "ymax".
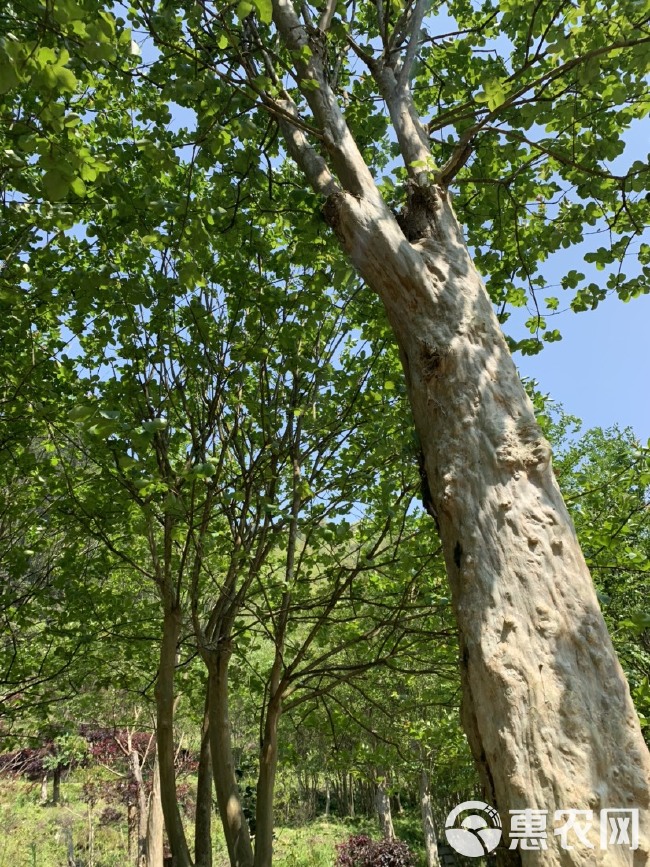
[
  {"xmin": 396, "ymin": 181, "xmax": 442, "ymax": 242},
  {"xmin": 419, "ymin": 340, "xmax": 445, "ymax": 379},
  {"xmin": 322, "ymin": 192, "xmax": 347, "ymax": 241},
  {"xmin": 495, "ymin": 428, "xmax": 552, "ymax": 475}
]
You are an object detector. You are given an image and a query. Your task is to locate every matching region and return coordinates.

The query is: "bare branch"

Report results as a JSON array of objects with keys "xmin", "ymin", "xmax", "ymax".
[
  {"xmin": 276, "ymin": 97, "xmax": 341, "ymax": 196},
  {"xmin": 318, "ymin": 0, "xmax": 338, "ymax": 32},
  {"xmin": 271, "ymin": 0, "xmax": 381, "ymax": 198},
  {"xmin": 396, "ymin": 0, "xmax": 428, "ymax": 85}
]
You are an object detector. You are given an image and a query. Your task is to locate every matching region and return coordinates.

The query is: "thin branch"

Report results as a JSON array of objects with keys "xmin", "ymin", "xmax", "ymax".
[
  {"xmin": 396, "ymin": 0, "xmax": 428, "ymax": 85},
  {"xmin": 318, "ymin": 0, "xmax": 337, "ymax": 32}
]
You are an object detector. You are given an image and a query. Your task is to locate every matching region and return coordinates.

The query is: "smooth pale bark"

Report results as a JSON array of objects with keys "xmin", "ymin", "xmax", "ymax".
[
  {"xmin": 129, "ymin": 748, "xmax": 149, "ymax": 866},
  {"xmin": 419, "ymin": 770, "xmax": 441, "ymax": 867},
  {"xmin": 128, "ymin": 802, "xmax": 138, "ymax": 862},
  {"xmin": 375, "ymin": 781, "xmax": 395, "ymax": 841},
  {"xmin": 146, "ymin": 755, "xmax": 164, "ymax": 867},
  {"xmin": 194, "ymin": 694, "xmax": 213, "ymax": 867},
  {"xmin": 322, "ymin": 186, "xmax": 650, "ymax": 864},
  {"xmin": 154, "ymin": 606, "xmax": 193, "ymax": 867},
  {"xmin": 265, "ymin": 5, "xmax": 650, "ymax": 862},
  {"xmin": 254, "ymin": 698, "xmax": 282, "ymax": 867},
  {"xmin": 206, "ymin": 650, "xmax": 254, "ymax": 867}
]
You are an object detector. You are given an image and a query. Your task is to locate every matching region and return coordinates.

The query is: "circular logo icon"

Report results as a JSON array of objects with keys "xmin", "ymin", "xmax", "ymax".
[{"xmin": 445, "ymin": 800, "xmax": 502, "ymax": 858}]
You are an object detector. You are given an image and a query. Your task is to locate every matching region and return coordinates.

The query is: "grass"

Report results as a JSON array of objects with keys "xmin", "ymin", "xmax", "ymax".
[{"xmin": 0, "ymin": 776, "xmax": 431, "ymax": 867}]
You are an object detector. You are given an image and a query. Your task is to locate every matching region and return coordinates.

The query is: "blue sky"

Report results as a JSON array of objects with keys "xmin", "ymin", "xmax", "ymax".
[
  {"xmin": 516, "ymin": 291, "xmax": 650, "ymax": 440},
  {"xmin": 510, "ymin": 118, "xmax": 650, "ymax": 442}
]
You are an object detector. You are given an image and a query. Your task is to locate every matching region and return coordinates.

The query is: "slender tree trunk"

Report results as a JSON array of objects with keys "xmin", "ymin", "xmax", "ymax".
[
  {"xmin": 419, "ymin": 770, "xmax": 441, "ymax": 867},
  {"xmin": 155, "ymin": 606, "xmax": 192, "ymax": 867},
  {"xmin": 254, "ymin": 698, "xmax": 282, "ymax": 867},
  {"xmin": 87, "ymin": 802, "xmax": 95, "ymax": 867},
  {"xmin": 375, "ymin": 781, "xmax": 395, "ymax": 841},
  {"xmin": 40, "ymin": 773, "xmax": 48, "ymax": 805},
  {"xmin": 130, "ymin": 748, "xmax": 149, "ymax": 867},
  {"xmin": 129, "ymin": 802, "xmax": 138, "ymax": 862},
  {"xmin": 321, "ymin": 186, "xmax": 650, "ymax": 863},
  {"xmin": 146, "ymin": 755, "xmax": 164, "ymax": 867},
  {"xmin": 207, "ymin": 650, "xmax": 254, "ymax": 867},
  {"xmin": 348, "ymin": 773, "xmax": 354, "ymax": 819},
  {"xmin": 52, "ymin": 765, "xmax": 61, "ymax": 805},
  {"xmin": 194, "ymin": 690, "xmax": 213, "ymax": 867},
  {"xmin": 64, "ymin": 825, "xmax": 75, "ymax": 866},
  {"xmin": 325, "ymin": 780, "xmax": 330, "ymax": 818}
]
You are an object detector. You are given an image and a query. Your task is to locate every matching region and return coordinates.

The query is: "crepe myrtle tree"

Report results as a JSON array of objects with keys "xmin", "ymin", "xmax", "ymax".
[
  {"xmin": 129, "ymin": 0, "xmax": 650, "ymax": 862},
  {"xmin": 2, "ymin": 0, "xmax": 650, "ymax": 862}
]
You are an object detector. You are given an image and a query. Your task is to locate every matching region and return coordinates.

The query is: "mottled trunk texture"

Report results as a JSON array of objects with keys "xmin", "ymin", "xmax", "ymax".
[
  {"xmin": 376, "ymin": 781, "xmax": 395, "ymax": 841},
  {"xmin": 420, "ymin": 770, "xmax": 441, "ymax": 867},
  {"xmin": 129, "ymin": 747, "xmax": 149, "ymax": 867},
  {"xmin": 323, "ymin": 184, "xmax": 650, "ymax": 865},
  {"xmin": 146, "ymin": 755, "xmax": 164, "ymax": 867}
]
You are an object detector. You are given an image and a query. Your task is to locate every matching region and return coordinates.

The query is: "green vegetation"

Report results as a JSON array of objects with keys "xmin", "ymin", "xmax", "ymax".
[{"xmin": 1, "ymin": 0, "xmax": 649, "ymax": 863}]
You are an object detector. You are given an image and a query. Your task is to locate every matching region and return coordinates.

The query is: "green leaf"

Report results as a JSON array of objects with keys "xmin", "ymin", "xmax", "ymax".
[
  {"xmin": 253, "ymin": 0, "xmax": 273, "ymax": 24},
  {"xmin": 43, "ymin": 171, "xmax": 70, "ymax": 201},
  {"xmin": 53, "ymin": 65, "xmax": 77, "ymax": 93},
  {"xmin": 236, "ymin": 1, "xmax": 254, "ymax": 20},
  {"xmin": 70, "ymin": 177, "xmax": 87, "ymax": 197},
  {"xmin": 0, "ymin": 59, "xmax": 20, "ymax": 94},
  {"xmin": 69, "ymin": 405, "xmax": 96, "ymax": 422},
  {"xmin": 142, "ymin": 418, "xmax": 168, "ymax": 432}
]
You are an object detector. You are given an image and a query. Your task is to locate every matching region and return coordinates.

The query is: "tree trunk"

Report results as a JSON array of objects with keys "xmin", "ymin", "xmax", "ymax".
[
  {"xmin": 321, "ymin": 185, "xmax": 650, "ymax": 863},
  {"xmin": 40, "ymin": 773, "xmax": 48, "ymax": 805},
  {"xmin": 348, "ymin": 773, "xmax": 354, "ymax": 819},
  {"xmin": 375, "ymin": 781, "xmax": 395, "ymax": 841},
  {"xmin": 52, "ymin": 765, "xmax": 61, "ymax": 805},
  {"xmin": 155, "ymin": 606, "xmax": 192, "ymax": 867},
  {"xmin": 267, "ymin": 5, "xmax": 650, "ymax": 860},
  {"xmin": 325, "ymin": 780, "xmax": 330, "ymax": 818},
  {"xmin": 129, "ymin": 803, "xmax": 138, "ymax": 862},
  {"xmin": 194, "ymin": 692, "xmax": 213, "ymax": 867},
  {"xmin": 87, "ymin": 802, "xmax": 95, "ymax": 867},
  {"xmin": 130, "ymin": 747, "xmax": 149, "ymax": 867},
  {"xmin": 207, "ymin": 650, "xmax": 254, "ymax": 867},
  {"xmin": 146, "ymin": 754, "xmax": 164, "ymax": 867},
  {"xmin": 419, "ymin": 771, "xmax": 441, "ymax": 867},
  {"xmin": 64, "ymin": 825, "xmax": 75, "ymax": 866},
  {"xmin": 254, "ymin": 698, "xmax": 282, "ymax": 867}
]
